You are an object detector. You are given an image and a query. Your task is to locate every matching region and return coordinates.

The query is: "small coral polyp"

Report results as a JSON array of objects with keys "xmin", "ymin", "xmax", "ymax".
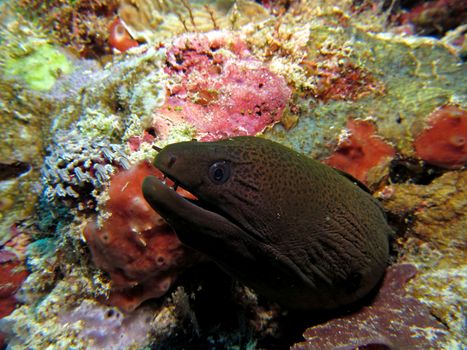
[
  {"xmin": 414, "ymin": 105, "xmax": 467, "ymax": 169},
  {"xmin": 152, "ymin": 32, "xmax": 291, "ymax": 141},
  {"xmin": 84, "ymin": 162, "xmax": 199, "ymax": 312}
]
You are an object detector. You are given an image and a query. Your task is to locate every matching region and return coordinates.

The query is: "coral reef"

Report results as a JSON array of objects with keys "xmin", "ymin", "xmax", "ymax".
[
  {"xmin": 0, "ymin": 0, "xmax": 466, "ymax": 348},
  {"xmin": 413, "ymin": 105, "xmax": 467, "ymax": 169},
  {"xmin": 293, "ymin": 264, "xmax": 449, "ymax": 349},
  {"xmin": 0, "ymin": 14, "xmax": 68, "ymax": 245},
  {"xmin": 324, "ymin": 119, "xmax": 395, "ymax": 184},
  {"xmin": 0, "ymin": 230, "xmax": 155, "ymax": 349},
  {"xmin": 148, "ymin": 266, "xmax": 282, "ymax": 350},
  {"xmin": 42, "ymin": 129, "xmax": 130, "ymax": 210},
  {"xmin": 152, "ymin": 32, "xmax": 291, "ymax": 141},
  {"xmin": 84, "ymin": 162, "xmax": 201, "ymax": 312},
  {"xmin": 381, "ymin": 171, "xmax": 465, "ymax": 248},
  {"xmin": 378, "ymin": 170, "xmax": 466, "ymax": 344},
  {"xmin": 248, "ymin": 4, "xmax": 466, "ymax": 167}
]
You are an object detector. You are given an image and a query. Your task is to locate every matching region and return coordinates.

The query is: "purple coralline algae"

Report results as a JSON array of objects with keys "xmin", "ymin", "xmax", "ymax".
[
  {"xmin": 58, "ymin": 300, "xmax": 153, "ymax": 350},
  {"xmin": 152, "ymin": 31, "xmax": 291, "ymax": 141},
  {"xmin": 293, "ymin": 264, "xmax": 449, "ymax": 350}
]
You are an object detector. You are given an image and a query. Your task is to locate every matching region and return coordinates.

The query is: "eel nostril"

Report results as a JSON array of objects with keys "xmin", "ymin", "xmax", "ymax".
[{"xmin": 167, "ymin": 155, "xmax": 176, "ymax": 168}]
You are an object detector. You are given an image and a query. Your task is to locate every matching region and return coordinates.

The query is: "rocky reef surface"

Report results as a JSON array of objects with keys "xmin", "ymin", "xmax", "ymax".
[{"xmin": 0, "ymin": 0, "xmax": 465, "ymax": 349}]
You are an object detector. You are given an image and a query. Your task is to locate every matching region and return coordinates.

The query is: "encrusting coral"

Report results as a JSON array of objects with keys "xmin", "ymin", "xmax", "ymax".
[
  {"xmin": 152, "ymin": 31, "xmax": 291, "ymax": 141},
  {"xmin": 3, "ymin": 43, "xmax": 73, "ymax": 91}
]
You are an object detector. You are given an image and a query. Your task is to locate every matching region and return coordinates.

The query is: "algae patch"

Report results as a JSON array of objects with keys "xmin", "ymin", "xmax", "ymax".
[{"xmin": 4, "ymin": 43, "xmax": 72, "ymax": 91}]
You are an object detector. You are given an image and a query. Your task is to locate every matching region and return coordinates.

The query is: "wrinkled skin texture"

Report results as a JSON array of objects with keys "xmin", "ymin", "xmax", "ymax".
[{"xmin": 142, "ymin": 137, "xmax": 391, "ymax": 310}]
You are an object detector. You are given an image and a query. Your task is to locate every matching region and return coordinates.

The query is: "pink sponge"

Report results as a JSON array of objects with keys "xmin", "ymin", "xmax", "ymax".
[
  {"xmin": 84, "ymin": 162, "xmax": 200, "ymax": 312},
  {"xmin": 325, "ymin": 119, "xmax": 395, "ymax": 183},
  {"xmin": 414, "ymin": 105, "xmax": 467, "ymax": 169},
  {"xmin": 153, "ymin": 32, "xmax": 291, "ymax": 141}
]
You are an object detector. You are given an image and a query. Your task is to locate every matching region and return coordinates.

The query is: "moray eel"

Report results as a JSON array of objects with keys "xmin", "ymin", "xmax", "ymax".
[{"xmin": 142, "ymin": 136, "xmax": 391, "ymax": 310}]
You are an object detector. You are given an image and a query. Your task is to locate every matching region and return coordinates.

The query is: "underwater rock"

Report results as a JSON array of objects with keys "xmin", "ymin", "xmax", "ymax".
[
  {"xmin": 84, "ymin": 162, "xmax": 201, "ymax": 312},
  {"xmin": 293, "ymin": 264, "xmax": 448, "ymax": 350},
  {"xmin": 381, "ymin": 170, "xmax": 465, "ymax": 247},
  {"xmin": 153, "ymin": 32, "xmax": 291, "ymax": 141},
  {"xmin": 324, "ymin": 119, "xmax": 395, "ymax": 184},
  {"xmin": 378, "ymin": 170, "xmax": 466, "ymax": 344},
  {"xmin": 413, "ymin": 105, "xmax": 467, "ymax": 169}
]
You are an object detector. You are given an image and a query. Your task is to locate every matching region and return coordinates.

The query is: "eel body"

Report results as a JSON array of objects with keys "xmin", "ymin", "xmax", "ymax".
[{"xmin": 142, "ymin": 136, "xmax": 391, "ymax": 310}]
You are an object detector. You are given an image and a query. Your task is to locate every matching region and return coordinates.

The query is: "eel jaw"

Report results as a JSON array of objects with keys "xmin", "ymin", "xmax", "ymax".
[{"xmin": 141, "ymin": 175, "xmax": 242, "ymax": 238}]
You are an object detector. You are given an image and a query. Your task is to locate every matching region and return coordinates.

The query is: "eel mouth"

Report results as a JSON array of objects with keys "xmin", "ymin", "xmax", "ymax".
[
  {"xmin": 147, "ymin": 169, "xmax": 199, "ymax": 205},
  {"xmin": 142, "ymin": 171, "xmax": 224, "ymax": 223},
  {"xmin": 142, "ymin": 165, "xmax": 252, "ymax": 243}
]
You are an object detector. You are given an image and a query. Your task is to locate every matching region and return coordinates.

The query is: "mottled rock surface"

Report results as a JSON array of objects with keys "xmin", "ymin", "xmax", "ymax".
[{"xmin": 293, "ymin": 264, "xmax": 449, "ymax": 350}]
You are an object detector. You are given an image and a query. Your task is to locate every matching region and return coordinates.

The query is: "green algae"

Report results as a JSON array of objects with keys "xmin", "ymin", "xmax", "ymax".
[{"xmin": 4, "ymin": 43, "xmax": 73, "ymax": 91}]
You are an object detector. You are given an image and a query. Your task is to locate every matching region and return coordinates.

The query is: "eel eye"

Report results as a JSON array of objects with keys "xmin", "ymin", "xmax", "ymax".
[{"xmin": 208, "ymin": 161, "xmax": 231, "ymax": 184}]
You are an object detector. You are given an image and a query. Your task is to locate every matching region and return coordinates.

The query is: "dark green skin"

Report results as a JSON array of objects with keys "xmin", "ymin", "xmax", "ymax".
[{"xmin": 142, "ymin": 136, "xmax": 390, "ymax": 310}]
